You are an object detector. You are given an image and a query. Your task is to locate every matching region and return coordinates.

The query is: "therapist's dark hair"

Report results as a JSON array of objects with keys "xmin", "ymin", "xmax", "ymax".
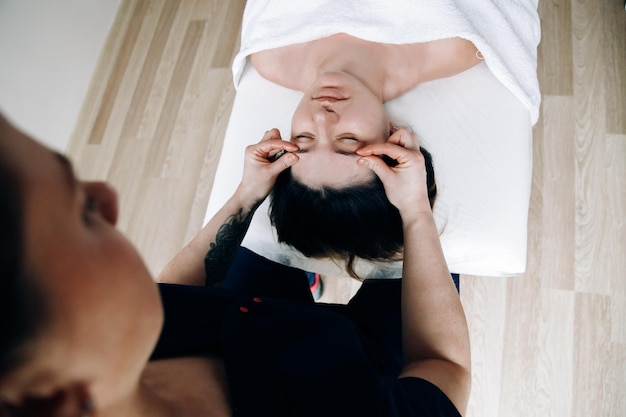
[
  {"xmin": 269, "ymin": 147, "xmax": 437, "ymax": 279},
  {"xmin": 0, "ymin": 159, "xmax": 47, "ymax": 378}
]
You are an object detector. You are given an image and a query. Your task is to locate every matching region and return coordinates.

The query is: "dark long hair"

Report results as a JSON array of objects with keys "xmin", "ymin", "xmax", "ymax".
[
  {"xmin": 0, "ymin": 161, "xmax": 46, "ymax": 379},
  {"xmin": 269, "ymin": 147, "xmax": 437, "ymax": 279}
]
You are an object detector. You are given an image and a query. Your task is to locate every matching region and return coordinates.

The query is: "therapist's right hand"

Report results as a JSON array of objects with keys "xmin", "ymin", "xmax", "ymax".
[{"xmin": 237, "ymin": 128, "xmax": 299, "ymax": 204}]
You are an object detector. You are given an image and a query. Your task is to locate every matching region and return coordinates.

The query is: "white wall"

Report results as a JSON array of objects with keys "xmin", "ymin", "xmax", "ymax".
[{"xmin": 0, "ymin": 0, "xmax": 121, "ymax": 151}]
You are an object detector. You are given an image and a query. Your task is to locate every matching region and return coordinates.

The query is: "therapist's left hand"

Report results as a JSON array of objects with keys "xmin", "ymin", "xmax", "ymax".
[
  {"xmin": 237, "ymin": 128, "xmax": 299, "ymax": 203},
  {"xmin": 355, "ymin": 127, "xmax": 430, "ymax": 217}
]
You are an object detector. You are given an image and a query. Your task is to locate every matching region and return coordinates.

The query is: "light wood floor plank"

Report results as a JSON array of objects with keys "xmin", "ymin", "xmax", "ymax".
[
  {"xmin": 144, "ymin": 19, "xmax": 206, "ymax": 177},
  {"xmin": 498, "ymin": 275, "xmax": 544, "ymax": 416},
  {"xmin": 573, "ymin": 293, "xmax": 612, "ymax": 417},
  {"xmin": 88, "ymin": 0, "xmax": 150, "ymax": 145},
  {"xmin": 537, "ymin": 96, "xmax": 576, "ymax": 290},
  {"xmin": 119, "ymin": 0, "xmax": 181, "ymax": 140},
  {"xmin": 601, "ymin": 1, "xmax": 626, "ymax": 135},
  {"xmin": 613, "ymin": 295, "xmax": 626, "ymax": 344},
  {"xmin": 606, "ymin": 342, "xmax": 626, "ymax": 417},
  {"xmin": 537, "ymin": 0, "xmax": 573, "ymax": 95},
  {"xmin": 572, "ymin": 0, "xmax": 611, "ymax": 295},
  {"xmin": 460, "ymin": 276, "xmax": 506, "ymax": 417},
  {"xmin": 605, "ymin": 134, "xmax": 626, "ymax": 297},
  {"xmin": 106, "ymin": 136, "xmax": 153, "ymax": 232},
  {"xmin": 67, "ymin": 0, "xmax": 138, "ymax": 155},
  {"xmin": 126, "ymin": 177, "xmax": 196, "ymax": 273},
  {"xmin": 209, "ymin": 0, "xmax": 247, "ymax": 68},
  {"xmin": 537, "ymin": 289, "xmax": 575, "ymax": 417},
  {"xmin": 179, "ymin": 69, "xmax": 235, "ymax": 243}
]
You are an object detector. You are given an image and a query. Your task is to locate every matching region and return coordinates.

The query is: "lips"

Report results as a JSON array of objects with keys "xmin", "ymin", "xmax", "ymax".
[
  {"xmin": 314, "ymin": 96, "xmax": 344, "ymax": 103},
  {"xmin": 313, "ymin": 87, "xmax": 347, "ymax": 101}
]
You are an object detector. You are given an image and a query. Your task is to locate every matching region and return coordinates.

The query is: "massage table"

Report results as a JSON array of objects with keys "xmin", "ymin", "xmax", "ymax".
[{"xmin": 204, "ymin": 0, "xmax": 540, "ymax": 278}]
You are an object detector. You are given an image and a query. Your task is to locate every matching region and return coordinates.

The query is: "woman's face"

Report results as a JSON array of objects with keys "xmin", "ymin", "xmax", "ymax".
[
  {"xmin": 0, "ymin": 117, "xmax": 162, "ymax": 409},
  {"xmin": 290, "ymin": 71, "xmax": 391, "ymax": 188}
]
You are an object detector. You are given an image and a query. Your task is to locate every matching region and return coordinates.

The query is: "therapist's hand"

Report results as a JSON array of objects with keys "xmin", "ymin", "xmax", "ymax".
[
  {"xmin": 237, "ymin": 128, "xmax": 299, "ymax": 204},
  {"xmin": 356, "ymin": 127, "xmax": 431, "ymax": 219}
]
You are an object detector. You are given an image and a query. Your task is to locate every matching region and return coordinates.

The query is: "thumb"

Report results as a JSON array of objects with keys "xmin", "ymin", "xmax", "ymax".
[
  {"xmin": 357, "ymin": 156, "xmax": 391, "ymax": 182},
  {"xmin": 269, "ymin": 152, "xmax": 298, "ymax": 175}
]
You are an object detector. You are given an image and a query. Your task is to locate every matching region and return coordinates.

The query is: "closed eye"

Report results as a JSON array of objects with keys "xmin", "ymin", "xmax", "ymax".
[
  {"xmin": 293, "ymin": 134, "xmax": 314, "ymax": 153},
  {"xmin": 294, "ymin": 149, "xmax": 358, "ymax": 156},
  {"xmin": 291, "ymin": 134, "xmax": 362, "ymax": 155}
]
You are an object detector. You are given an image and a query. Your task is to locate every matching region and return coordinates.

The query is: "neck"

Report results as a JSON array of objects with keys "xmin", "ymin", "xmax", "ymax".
[
  {"xmin": 296, "ymin": 34, "xmax": 387, "ymax": 99},
  {"xmin": 314, "ymin": 54, "xmax": 386, "ymax": 100}
]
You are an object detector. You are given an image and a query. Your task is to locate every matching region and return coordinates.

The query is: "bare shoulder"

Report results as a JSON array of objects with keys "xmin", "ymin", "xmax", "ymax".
[
  {"xmin": 250, "ymin": 46, "xmax": 309, "ymax": 91},
  {"xmin": 421, "ymin": 37, "xmax": 482, "ymax": 82},
  {"xmin": 381, "ymin": 37, "xmax": 481, "ymax": 100}
]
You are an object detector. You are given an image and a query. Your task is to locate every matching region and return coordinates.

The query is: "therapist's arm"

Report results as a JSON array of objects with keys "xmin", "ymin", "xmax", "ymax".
[
  {"xmin": 357, "ymin": 128, "xmax": 471, "ymax": 415},
  {"xmin": 157, "ymin": 129, "xmax": 298, "ymax": 286},
  {"xmin": 398, "ymin": 211, "xmax": 471, "ymax": 414}
]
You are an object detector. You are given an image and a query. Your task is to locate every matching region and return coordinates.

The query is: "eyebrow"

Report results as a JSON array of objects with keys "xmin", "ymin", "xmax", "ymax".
[{"xmin": 53, "ymin": 151, "xmax": 77, "ymax": 194}]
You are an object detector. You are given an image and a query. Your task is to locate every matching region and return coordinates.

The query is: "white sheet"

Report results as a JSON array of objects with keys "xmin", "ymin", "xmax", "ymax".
[{"xmin": 205, "ymin": 61, "xmax": 533, "ymax": 278}]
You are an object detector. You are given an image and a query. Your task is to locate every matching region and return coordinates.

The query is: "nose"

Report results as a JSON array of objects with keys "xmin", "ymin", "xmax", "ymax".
[
  {"xmin": 313, "ymin": 103, "xmax": 339, "ymax": 125},
  {"xmin": 82, "ymin": 181, "xmax": 119, "ymax": 226}
]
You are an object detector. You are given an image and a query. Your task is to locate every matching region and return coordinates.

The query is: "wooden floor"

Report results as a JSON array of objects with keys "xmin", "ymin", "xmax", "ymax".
[{"xmin": 67, "ymin": 1, "xmax": 626, "ymax": 416}]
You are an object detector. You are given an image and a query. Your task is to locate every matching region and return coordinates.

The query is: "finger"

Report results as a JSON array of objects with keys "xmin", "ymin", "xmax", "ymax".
[
  {"xmin": 260, "ymin": 128, "xmax": 282, "ymax": 142},
  {"xmin": 252, "ymin": 139, "xmax": 299, "ymax": 157},
  {"xmin": 387, "ymin": 126, "xmax": 419, "ymax": 150},
  {"xmin": 357, "ymin": 142, "xmax": 420, "ymax": 163},
  {"xmin": 268, "ymin": 151, "xmax": 298, "ymax": 174},
  {"xmin": 357, "ymin": 155, "xmax": 392, "ymax": 182}
]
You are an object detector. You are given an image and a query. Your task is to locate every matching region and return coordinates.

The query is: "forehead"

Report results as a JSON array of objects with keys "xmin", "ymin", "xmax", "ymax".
[
  {"xmin": 0, "ymin": 118, "xmax": 76, "ymax": 203},
  {"xmin": 0, "ymin": 116, "xmax": 54, "ymax": 177},
  {"xmin": 291, "ymin": 151, "xmax": 374, "ymax": 188},
  {"xmin": 0, "ymin": 116, "xmax": 76, "ymax": 259}
]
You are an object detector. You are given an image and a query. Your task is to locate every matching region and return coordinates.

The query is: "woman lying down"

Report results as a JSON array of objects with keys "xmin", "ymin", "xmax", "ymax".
[
  {"xmin": 229, "ymin": 0, "xmax": 541, "ymax": 279},
  {"xmin": 0, "ymin": 111, "xmax": 469, "ymax": 417}
]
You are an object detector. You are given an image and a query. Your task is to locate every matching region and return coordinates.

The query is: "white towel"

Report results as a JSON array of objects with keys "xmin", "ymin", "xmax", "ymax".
[{"xmin": 232, "ymin": 0, "xmax": 541, "ymax": 124}]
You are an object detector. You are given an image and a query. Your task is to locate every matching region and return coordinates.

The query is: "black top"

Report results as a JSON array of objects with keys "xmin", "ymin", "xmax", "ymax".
[{"xmin": 151, "ymin": 283, "xmax": 461, "ymax": 417}]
